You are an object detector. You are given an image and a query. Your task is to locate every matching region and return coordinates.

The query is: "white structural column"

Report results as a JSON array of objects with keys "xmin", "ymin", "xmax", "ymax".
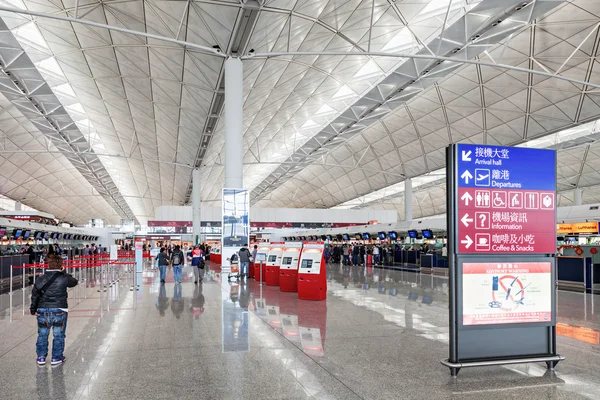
[
  {"xmin": 405, "ymin": 178, "xmax": 412, "ymax": 222},
  {"xmin": 192, "ymin": 168, "xmax": 201, "ymax": 245},
  {"xmin": 224, "ymin": 57, "xmax": 244, "ymax": 189},
  {"xmin": 574, "ymin": 188, "xmax": 583, "ymax": 206}
]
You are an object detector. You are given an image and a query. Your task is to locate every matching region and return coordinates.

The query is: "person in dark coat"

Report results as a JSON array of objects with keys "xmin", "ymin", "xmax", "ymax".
[{"xmin": 30, "ymin": 247, "xmax": 78, "ymax": 366}]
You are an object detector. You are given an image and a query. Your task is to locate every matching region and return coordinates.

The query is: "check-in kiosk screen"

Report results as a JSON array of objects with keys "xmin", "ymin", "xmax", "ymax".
[
  {"xmin": 282, "ymin": 257, "xmax": 292, "ymax": 265},
  {"xmin": 268, "ymin": 255, "xmax": 277, "ymax": 263},
  {"xmin": 301, "ymin": 259, "xmax": 313, "ymax": 269}
]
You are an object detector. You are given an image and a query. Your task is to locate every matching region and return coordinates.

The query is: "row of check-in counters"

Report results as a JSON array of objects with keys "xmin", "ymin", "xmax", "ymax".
[
  {"xmin": 390, "ymin": 250, "xmax": 448, "ymax": 277},
  {"xmin": 0, "ymin": 248, "xmax": 103, "ymax": 295},
  {"xmin": 0, "ymin": 254, "xmax": 35, "ymax": 295},
  {"xmin": 395, "ymin": 251, "xmax": 600, "ymax": 293}
]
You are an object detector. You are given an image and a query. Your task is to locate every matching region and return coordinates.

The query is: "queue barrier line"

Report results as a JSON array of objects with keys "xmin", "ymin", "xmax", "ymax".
[{"xmin": 8, "ymin": 255, "xmax": 137, "ymax": 322}]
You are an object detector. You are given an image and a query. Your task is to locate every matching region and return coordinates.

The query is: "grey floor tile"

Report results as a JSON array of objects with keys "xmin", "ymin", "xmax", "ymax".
[{"xmin": 1, "ymin": 265, "xmax": 600, "ymax": 400}]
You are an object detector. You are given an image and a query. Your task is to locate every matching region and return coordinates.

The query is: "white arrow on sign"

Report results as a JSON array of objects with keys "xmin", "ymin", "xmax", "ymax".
[
  {"xmin": 461, "ymin": 235, "xmax": 473, "ymax": 249},
  {"xmin": 461, "ymin": 191, "xmax": 473, "ymax": 206},
  {"xmin": 461, "ymin": 170, "xmax": 473, "ymax": 184},
  {"xmin": 461, "ymin": 213, "xmax": 473, "ymax": 227},
  {"xmin": 462, "ymin": 150, "xmax": 472, "ymax": 162}
]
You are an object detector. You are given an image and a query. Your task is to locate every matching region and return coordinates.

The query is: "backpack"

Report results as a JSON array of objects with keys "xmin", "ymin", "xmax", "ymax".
[{"xmin": 172, "ymin": 252, "xmax": 182, "ymax": 265}]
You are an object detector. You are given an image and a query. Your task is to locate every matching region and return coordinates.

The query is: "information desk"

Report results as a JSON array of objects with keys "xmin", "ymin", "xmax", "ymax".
[
  {"xmin": 298, "ymin": 242, "xmax": 326, "ymax": 301},
  {"xmin": 265, "ymin": 242, "xmax": 284, "ymax": 286},
  {"xmin": 280, "ymin": 242, "xmax": 303, "ymax": 292}
]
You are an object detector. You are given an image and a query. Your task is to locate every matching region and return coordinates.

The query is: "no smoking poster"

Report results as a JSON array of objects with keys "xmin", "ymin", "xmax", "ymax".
[{"xmin": 462, "ymin": 262, "xmax": 552, "ymax": 326}]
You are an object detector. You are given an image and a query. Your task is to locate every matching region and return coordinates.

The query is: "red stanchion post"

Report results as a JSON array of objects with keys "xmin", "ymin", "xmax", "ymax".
[
  {"xmin": 9, "ymin": 264, "xmax": 13, "ymax": 322},
  {"xmin": 22, "ymin": 263, "xmax": 25, "ymax": 316}
]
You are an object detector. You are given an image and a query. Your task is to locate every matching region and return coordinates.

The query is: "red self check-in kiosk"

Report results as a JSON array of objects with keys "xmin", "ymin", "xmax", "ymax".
[
  {"xmin": 254, "ymin": 243, "xmax": 270, "ymax": 282},
  {"xmin": 297, "ymin": 242, "xmax": 327, "ymax": 301},
  {"xmin": 280, "ymin": 242, "xmax": 303, "ymax": 292},
  {"xmin": 265, "ymin": 242, "xmax": 284, "ymax": 286}
]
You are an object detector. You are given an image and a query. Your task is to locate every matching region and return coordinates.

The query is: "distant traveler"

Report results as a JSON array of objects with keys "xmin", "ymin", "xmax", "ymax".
[
  {"xmin": 239, "ymin": 244, "xmax": 252, "ymax": 279},
  {"xmin": 359, "ymin": 244, "xmax": 366, "ymax": 266},
  {"xmin": 352, "ymin": 244, "xmax": 359, "ymax": 266},
  {"xmin": 373, "ymin": 245, "xmax": 380, "ymax": 265},
  {"xmin": 191, "ymin": 245, "xmax": 205, "ymax": 284},
  {"xmin": 442, "ymin": 244, "xmax": 448, "ymax": 258},
  {"xmin": 252, "ymin": 245, "xmax": 258, "ymax": 262},
  {"xmin": 156, "ymin": 247, "xmax": 169, "ymax": 283},
  {"xmin": 27, "ymin": 245, "xmax": 35, "ymax": 264},
  {"xmin": 30, "ymin": 247, "xmax": 78, "ymax": 366},
  {"xmin": 171, "ymin": 245, "xmax": 184, "ymax": 284}
]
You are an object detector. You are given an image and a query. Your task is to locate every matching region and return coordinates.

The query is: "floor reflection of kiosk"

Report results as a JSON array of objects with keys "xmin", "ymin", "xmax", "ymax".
[
  {"xmin": 280, "ymin": 242, "xmax": 303, "ymax": 292},
  {"xmin": 298, "ymin": 242, "xmax": 327, "ymax": 301},
  {"xmin": 265, "ymin": 242, "xmax": 285, "ymax": 286},
  {"xmin": 254, "ymin": 244, "xmax": 270, "ymax": 283}
]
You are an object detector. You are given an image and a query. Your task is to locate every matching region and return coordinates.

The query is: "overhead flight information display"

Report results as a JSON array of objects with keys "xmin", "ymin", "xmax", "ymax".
[{"xmin": 456, "ymin": 144, "xmax": 556, "ymax": 254}]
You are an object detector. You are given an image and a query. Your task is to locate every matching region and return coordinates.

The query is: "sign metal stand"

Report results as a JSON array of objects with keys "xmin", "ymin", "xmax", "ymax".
[{"xmin": 442, "ymin": 144, "xmax": 564, "ymax": 376}]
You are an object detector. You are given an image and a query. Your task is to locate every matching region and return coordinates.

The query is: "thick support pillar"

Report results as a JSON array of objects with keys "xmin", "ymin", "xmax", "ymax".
[
  {"xmin": 574, "ymin": 188, "xmax": 582, "ymax": 206},
  {"xmin": 224, "ymin": 57, "xmax": 244, "ymax": 189},
  {"xmin": 192, "ymin": 168, "xmax": 201, "ymax": 245},
  {"xmin": 405, "ymin": 178, "xmax": 412, "ymax": 222}
]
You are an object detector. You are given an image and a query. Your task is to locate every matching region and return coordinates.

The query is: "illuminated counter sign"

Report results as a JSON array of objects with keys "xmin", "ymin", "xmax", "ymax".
[
  {"xmin": 462, "ymin": 262, "xmax": 552, "ymax": 326},
  {"xmin": 557, "ymin": 222, "xmax": 599, "ymax": 235},
  {"xmin": 456, "ymin": 144, "xmax": 556, "ymax": 254}
]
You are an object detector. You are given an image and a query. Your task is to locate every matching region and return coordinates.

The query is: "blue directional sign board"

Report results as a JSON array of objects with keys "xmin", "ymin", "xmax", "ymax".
[
  {"xmin": 443, "ymin": 143, "xmax": 563, "ymax": 377},
  {"xmin": 455, "ymin": 144, "xmax": 557, "ymax": 254},
  {"xmin": 456, "ymin": 144, "xmax": 556, "ymax": 191}
]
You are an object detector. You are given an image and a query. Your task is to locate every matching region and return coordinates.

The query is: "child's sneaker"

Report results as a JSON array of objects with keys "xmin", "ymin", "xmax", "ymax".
[{"xmin": 36, "ymin": 356, "xmax": 46, "ymax": 366}]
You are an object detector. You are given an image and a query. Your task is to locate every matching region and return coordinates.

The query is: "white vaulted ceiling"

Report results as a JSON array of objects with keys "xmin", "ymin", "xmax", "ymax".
[
  {"xmin": 254, "ymin": 0, "xmax": 600, "ymax": 219},
  {"xmin": 0, "ymin": 0, "xmax": 599, "ymax": 225}
]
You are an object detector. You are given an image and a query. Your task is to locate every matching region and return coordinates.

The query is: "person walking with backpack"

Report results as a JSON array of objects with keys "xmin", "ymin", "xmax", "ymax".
[
  {"xmin": 239, "ymin": 243, "xmax": 252, "ymax": 279},
  {"xmin": 171, "ymin": 245, "xmax": 184, "ymax": 283},
  {"xmin": 30, "ymin": 247, "xmax": 78, "ymax": 366},
  {"xmin": 155, "ymin": 247, "xmax": 169, "ymax": 283},
  {"xmin": 191, "ymin": 245, "xmax": 205, "ymax": 284}
]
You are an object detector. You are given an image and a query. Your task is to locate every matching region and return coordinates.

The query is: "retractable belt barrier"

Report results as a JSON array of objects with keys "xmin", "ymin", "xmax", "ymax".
[{"xmin": 8, "ymin": 254, "xmax": 137, "ymax": 322}]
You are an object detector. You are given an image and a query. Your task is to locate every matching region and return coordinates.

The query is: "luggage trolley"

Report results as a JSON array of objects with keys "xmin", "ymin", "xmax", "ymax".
[{"xmin": 227, "ymin": 254, "xmax": 241, "ymax": 282}]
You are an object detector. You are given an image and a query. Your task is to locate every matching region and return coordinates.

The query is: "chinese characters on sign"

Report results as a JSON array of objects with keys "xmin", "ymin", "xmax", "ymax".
[
  {"xmin": 462, "ymin": 262, "xmax": 552, "ymax": 326},
  {"xmin": 456, "ymin": 144, "xmax": 556, "ymax": 254}
]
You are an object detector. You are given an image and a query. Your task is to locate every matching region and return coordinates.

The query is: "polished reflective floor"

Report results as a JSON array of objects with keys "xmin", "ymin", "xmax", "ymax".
[{"xmin": 1, "ymin": 263, "xmax": 600, "ymax": 399}]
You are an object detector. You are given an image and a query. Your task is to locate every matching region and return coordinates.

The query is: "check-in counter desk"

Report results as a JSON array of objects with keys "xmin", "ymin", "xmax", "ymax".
[
  {"xmin": 557, "ymin": 256, "xmax": 600, "ymax": 293},
  {"xmin": 0, "ymin": 254, "xmax": 31, "ymax": 294},
  {"xmin": 420, "ymin": 254, "xmax": 434, "ymax": 274},
  {"xmin": 406, "ymin": 250, "xmax": 420, "ymax": 266},
  {"xmin": 394, "ymin": 249, "xmax": 403, "ymax": 264},
  {"xmin": 210, "ymin": 250, "xmax": 222, "ymax": 265},
  {"xmin": 433, "ymin": 257, "xmax": 449, "ymax": 276}
]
